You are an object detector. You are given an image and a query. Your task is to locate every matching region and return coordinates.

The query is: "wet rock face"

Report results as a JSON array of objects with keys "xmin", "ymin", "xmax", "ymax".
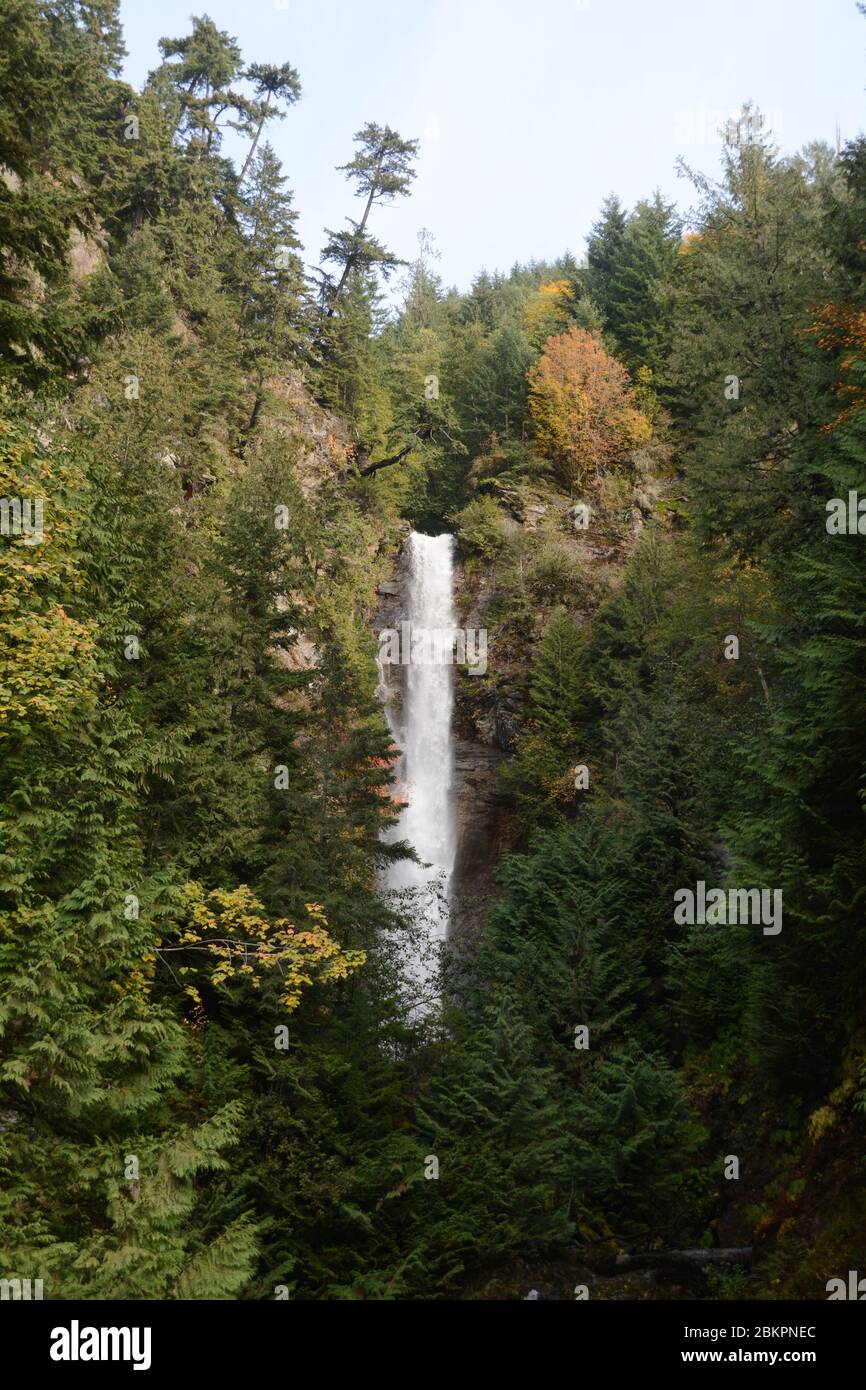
[
  {"xmin": 373, "ymin": 549, "xmax": 410, "ymax": 634},
  {"xmin": 450, "ymin": 738, "xmax": 517, "ymax": 949},
  {"xmin": 373, "ymin": 545, "xmax": 411, "ymax": 736},
  {"xmin": 471, "ymin": 691, "xmax": 523, "ymax": 750},
  {"xmin": 447, "ymin": 549, "xmax": 522, "ymax": 943}
]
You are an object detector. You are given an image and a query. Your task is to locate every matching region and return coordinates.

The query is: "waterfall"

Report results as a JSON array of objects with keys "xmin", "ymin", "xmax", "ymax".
[{"xmin": 381, "ymin": 532, "xmax": 457, "ymax": 1005}]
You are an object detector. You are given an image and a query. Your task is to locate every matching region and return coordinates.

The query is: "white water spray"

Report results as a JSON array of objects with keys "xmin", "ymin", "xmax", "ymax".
[{"xmin": 381, "ymin": 532, "xmax": 457, "ymax": 1002}]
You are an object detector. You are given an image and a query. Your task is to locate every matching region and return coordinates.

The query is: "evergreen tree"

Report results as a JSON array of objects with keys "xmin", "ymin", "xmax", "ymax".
[
  {"xmin": 604, "ymin": 192, "xmax": 682, "ymax": 383},
  {"xmin": 585, "ymin": 192, "xmax": 627, "ymax": 325},
  {"xmin": 319, "ymin": 122, "xmax": 419, "ymax": 313},
  {"xmin": 238, "ymin": 141, "xmax": 306, "ymax": 433},
  {"xmin": 152, "ymin": 14, "xmax": 253, "ymax": 155}
]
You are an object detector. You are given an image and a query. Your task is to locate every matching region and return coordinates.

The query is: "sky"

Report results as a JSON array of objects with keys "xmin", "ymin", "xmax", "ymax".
[{"xmin": 118, "ymin": 0, "xmax": 866, "ymax": 294}]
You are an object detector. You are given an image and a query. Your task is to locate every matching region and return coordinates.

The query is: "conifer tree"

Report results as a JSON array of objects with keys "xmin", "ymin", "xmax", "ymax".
[
  {"xmin": 319, "ymin": 122, "xmax": 419, "ymax": 313},
  {"xmin": 586, "ymin": 192, "xmax": 627, "ymax": 324},
  {"xmin": 603, "ymin": 192, "xmax": 682, "ymax": 382}
]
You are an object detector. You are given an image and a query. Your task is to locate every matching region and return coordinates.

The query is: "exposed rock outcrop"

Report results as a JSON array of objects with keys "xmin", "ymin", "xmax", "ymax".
[{"xmin": 450, "ymin": 738, "xmax": 516, "ymax": 949}]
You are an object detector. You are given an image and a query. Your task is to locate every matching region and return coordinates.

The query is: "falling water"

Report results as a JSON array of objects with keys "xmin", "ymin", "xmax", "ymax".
[{"xmin": 380, "ymin": 532, "xmax": 457, "ymax": 1004}]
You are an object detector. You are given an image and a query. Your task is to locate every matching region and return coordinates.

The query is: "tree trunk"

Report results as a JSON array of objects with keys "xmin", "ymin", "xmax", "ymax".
[
  {"xmin": 352, "ymin": 444, "xmax": 412, "ymax": 478},
  {"xmin": 328, "ymin": 159, "xmax": 382, "ymax": 313},
  {"xmin": 239, "ymin": 98, "xmax": 270, "ymax": 185},
  {"xmin": 614, "ymin": 1248, "xmax": 752, "ymax": 1274}
]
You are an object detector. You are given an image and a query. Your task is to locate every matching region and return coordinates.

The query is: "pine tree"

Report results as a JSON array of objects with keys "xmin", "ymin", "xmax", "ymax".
[
  {"xmin": 669, "ymin": 109, "xmax": 839, "ymax": 555},
  {"xmin": 238, "ymin": 141, "xmax": 306, "ymax": 433},
  {"xmin": 585, "ymin": 192, "xmax": 627, "ymax": 326},
  {"xmin": 603, "ymin": 192, "xmax": 682, "ymax": 383},
  {"xmin": 151, "ymin": 14, "xmax": 252, "ymax": 155},
  {"xmin": 409, "ymin": 993, "xmax": 575, "ymax": 1292},
  {"xmin": 319, "ymin": 122, "xmax": 419, "ymax": 314},
  {"xmin": 569, "ymin": 1042, "xmax": 707, "ymax": 1245},
  {"xmin": 238, "ymin": 61, "xmax": 301, "ymax": 183}
]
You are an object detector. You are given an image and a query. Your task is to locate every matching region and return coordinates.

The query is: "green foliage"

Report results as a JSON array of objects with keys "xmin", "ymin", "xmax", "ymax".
[
  {"xmin": 409, "ymin": 994, "xmax": 576, "ymax": 1291},
  {"xmin": 594, "ymin": 192, "xmax": 682, "ymax": 382},
  {"xmin": 451, "ymin": 495, "xmax": 506, "ymax": 559},
  {"xmin": 569, "ymin": 1043, "xmax": 708, "ymax": 1243},
  {"xmin": 2, "ymin": 0, "xmax": 866, "ymax": 1305},
  {"xmin": 0, "ymin": 1104, "xmax": 258, "ymax": 1299},
  {"xmin": 502, "ymin": 607, "xmax": 588, "ymax": 818}
]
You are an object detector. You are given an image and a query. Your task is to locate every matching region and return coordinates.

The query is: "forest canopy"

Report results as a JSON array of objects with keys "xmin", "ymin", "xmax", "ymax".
[{"xmin": 1, "ymin": 0, "xmax": 865, "ymax": 1307}]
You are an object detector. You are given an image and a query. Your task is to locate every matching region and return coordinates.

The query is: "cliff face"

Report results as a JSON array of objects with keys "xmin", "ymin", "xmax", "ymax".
[
  {"xmin": 450, "ymin": 737, "xmax": 514, "ymax": 948},
  {"xmin": 254, "ymin": 372, "xmax": 408, "ymax": 680},
  {"xmin": 368, "ymin": 444, "xmax": 672, "ymax": 950},
  {"xmin": 447, "ymin": 449, "xmax": 670, "ymax": 941},
  {"xmin": 259, "ymin": 369, "xmax": 356, "ymax": 497},
  {"xmin": 372, "ymin": 542, "xmax": 412, "ymax": 763},
  {"xmin": 448, "ymin": 547, "xmax": 520, "ymax": 946}
]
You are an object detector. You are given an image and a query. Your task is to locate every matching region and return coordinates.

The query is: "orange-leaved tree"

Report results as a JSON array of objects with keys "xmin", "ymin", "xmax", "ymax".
[{"xmin": 527, "ymin": 325, "xmax": 650, "ymax": 489}]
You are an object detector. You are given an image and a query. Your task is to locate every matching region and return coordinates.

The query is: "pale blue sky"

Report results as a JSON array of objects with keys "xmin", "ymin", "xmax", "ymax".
[{"xmin": 119, "ymin": 0, "xmax": 866, "ymax": 293}]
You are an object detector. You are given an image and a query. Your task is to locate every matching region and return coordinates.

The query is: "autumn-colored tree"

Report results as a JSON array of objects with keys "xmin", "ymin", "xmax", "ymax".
[
  {"xmin": 527, "ymin": 325, "xmax": 649, "ymax": 489},
  {"xmin": 521, "ymin": 279, "xmax": 574, "ymax": 348}
]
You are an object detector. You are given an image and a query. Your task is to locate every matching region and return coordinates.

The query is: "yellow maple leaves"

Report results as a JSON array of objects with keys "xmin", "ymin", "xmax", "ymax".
[
  {"xmin": 527, "ymin": 326, "xmax": 650, "ymax": 490},
  {"xmin": 174, "ymin": 882, "xmax": 365, "ymax": 1013},
  {"xmin": 522, "ymin": 280, "xmax": 575, "ymax": 348},
  {"xmin": 808, "ymin": 302, "xmax": 866, "ymax": 432},
  {"xmin": 0, "ymin": 404, "xmax": 99, "ymax": 737}
]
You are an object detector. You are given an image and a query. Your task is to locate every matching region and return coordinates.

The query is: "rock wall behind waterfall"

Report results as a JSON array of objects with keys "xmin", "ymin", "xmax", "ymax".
[
  {"xmin": 374, "ymin": 540, "xmax": 516, "ymax": 954},
  {"xmin": 371, "ymin": 448, "xmax": 670, "ymax": 953}
]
